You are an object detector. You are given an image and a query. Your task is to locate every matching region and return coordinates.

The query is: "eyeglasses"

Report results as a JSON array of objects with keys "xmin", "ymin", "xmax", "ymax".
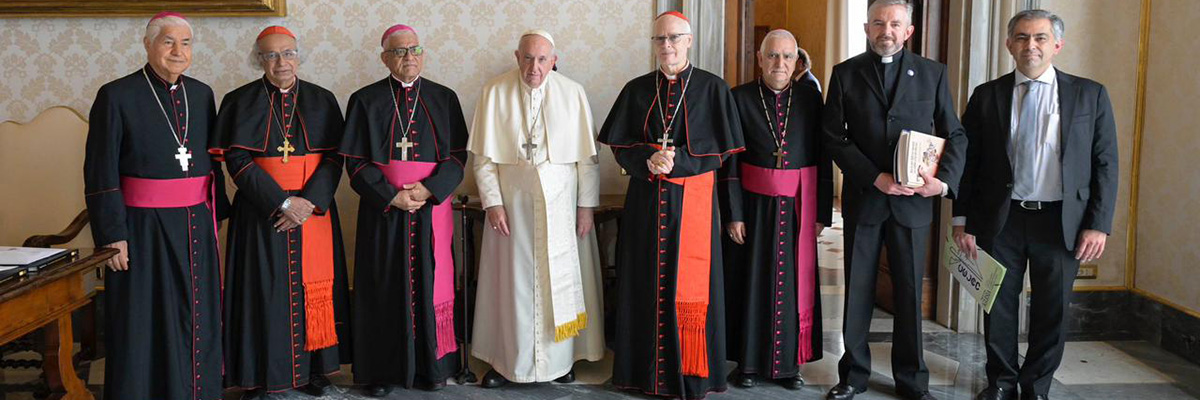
[
  {"xmin": 259, "ymin": 49, "xmax": 299, "ymax": 62},
  {"xmin": 763, "ymin": 52, "xmax": 798, "ymax": 61},
  {"xmin": 650, "ymin": 33, "xmax": 691, "ymax": 45},
  {"xmin": 384, "ymin": 45, "xmax": 424, "ymax": 58}
]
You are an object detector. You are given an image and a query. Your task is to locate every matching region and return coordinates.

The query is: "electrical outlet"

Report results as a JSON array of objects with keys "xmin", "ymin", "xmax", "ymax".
[{"xmin": 1077, "ymin": 264, "xmax": 1099, "ymax": 279}]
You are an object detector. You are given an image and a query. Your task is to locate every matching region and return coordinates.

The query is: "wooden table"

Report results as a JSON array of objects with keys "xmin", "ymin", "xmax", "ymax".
[{"xmin": 0, "ymin": 248, "xmax": 114, "ymax": 400}]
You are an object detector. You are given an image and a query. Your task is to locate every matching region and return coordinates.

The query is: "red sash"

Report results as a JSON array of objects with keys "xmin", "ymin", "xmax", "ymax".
[
  {"xmin": 739, "ymin": 163, "xmax": 818, "ymax": 364},
  {"xmin": 377, "ymin": 161, "xmax": 457, "ymax": 359},
  {"xmin": 254, "ymin": 154, "xmax": 338, "ymax": 351},
  {"xmin": 661, "ymin": 171, "xmax": 715, "ymax": 378}
]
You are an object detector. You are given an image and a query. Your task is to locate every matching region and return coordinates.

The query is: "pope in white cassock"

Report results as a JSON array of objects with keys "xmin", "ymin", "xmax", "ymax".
[{"xmin": 468, "ymin": 29, "xmax": 606, "ymax": 388}]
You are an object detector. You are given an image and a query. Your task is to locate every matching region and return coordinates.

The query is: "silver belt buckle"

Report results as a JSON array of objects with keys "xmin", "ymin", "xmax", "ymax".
[{"xmin": 1019, "ymin": 200, "xmax": 1042, "ymax": 211}]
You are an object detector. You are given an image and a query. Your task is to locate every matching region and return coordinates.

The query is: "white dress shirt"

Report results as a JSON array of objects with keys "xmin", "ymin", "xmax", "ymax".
[{"xmin": 1010, "ymin": 67, "xmax": 1063, "ymax": 202}]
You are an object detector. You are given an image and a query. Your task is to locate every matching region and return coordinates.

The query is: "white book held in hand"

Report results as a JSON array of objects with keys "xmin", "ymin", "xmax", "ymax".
[
  {"xmin": 942, "ymin": 235, "xmax": 1007, "ymax": 313},
  {"xmin": 894, "ymin": 129, "xmax": 945, "ymax": 187}
]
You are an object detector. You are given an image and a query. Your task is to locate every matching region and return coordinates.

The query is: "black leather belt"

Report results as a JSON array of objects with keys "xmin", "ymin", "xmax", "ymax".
[{"xmin": 1012, "ymin": 200, "xmax": 1060, "ymax": 211}]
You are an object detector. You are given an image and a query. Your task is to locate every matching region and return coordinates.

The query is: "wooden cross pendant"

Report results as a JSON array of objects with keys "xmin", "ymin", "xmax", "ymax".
[
  {"xmin": 277, "ymin": 139, "xmax": 296, "ymax": 163},
  {"xmin": 772, "ymin": 146, "xmax": 786, "ymax": 168},
  {"xmin": 396, "ymin": 136, "xmax": 416, "ymax": 161}
]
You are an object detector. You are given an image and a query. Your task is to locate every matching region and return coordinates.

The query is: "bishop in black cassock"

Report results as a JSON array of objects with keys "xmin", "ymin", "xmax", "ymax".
[
  {"xmin": 598, "ymin": 12, "xmax": 744, "ymax": 400},
  {"xmin": 720, "ymin": 29, "xmax": 832, "ymax": 391},
  {"xmin": 214, "ymin": 26, "xmax": 350, "ymax": 398},
  {"xmin": 83, "ymin": 13, "xmax": 228, "ymax": 400},
  {"xmin": 340, "ymin": 25, "xmax": 467, "ymax": 397}
]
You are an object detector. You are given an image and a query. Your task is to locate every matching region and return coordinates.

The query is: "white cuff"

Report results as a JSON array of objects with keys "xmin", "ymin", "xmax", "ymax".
[{"xmin": 951, "ymin": 216, "xmax": 966, "ymax": 226}]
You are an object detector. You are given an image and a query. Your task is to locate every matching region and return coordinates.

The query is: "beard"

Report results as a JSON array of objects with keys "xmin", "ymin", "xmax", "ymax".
[{"xmin": 870, "ymin": 36, "xmax": 903, "ymax": 56}]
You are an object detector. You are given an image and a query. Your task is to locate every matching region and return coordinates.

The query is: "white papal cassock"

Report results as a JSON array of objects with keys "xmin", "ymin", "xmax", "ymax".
[{"xmin": 468, "ymin": 68, "xmax": 605, "ymax": 382}]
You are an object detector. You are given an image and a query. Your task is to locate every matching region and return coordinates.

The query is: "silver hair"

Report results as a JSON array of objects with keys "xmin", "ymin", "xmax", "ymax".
[
  {"xmin": 248, "ymin": 37, "xmax": 304, "ymax": 70},
  {"xmin": 143, "ymin": 16, "xmax": 192, "ymax": 43},
  {"xmin": 1008, "ymin": 9, "xmax": 1066, "ymax": 40},
  {"xmin": 758, "ymin": 29, "xmax": 799, "ymax": 54},
  {"xmin": 868, "ymin": 0, "xmax": 914, "ymax": 24}
]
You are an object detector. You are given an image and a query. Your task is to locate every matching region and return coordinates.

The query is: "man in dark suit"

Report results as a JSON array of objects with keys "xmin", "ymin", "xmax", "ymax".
[
  {"xmin": 822, "ymin": 1, "xmax": 967, "ymax": 399},
  {"xmin": 954, "ymin": 9, "xmax": 1118, "ymax": 400}
]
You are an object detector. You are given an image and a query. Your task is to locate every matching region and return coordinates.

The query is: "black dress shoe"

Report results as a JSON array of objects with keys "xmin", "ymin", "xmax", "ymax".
[
  {"xmin": 299, "ymin": 374, "xmax": 331, "ymax": 396},
  {"xmin": 554, "ymin": 369, "xmax": 576, "ymax": 383},
  {"xmin": 734, "ymin": 371, "xmax": 757, "ymax": 388},
  {"xmin": 976, "ymin": 387, "xmax": 1017, "ymax": 400},
  {"xmin": 1021, "ymin": 395, "xmax": 1049, "ymax": 400},
  {"xmin": 826, "ymin": 382, "xmax": 866, "ymax": 400},
  {"xmin": 363, "ymin": 384, "xmax": 393, "ymax": 398},
  {"xmin": 778, "ymin": 375, "xmax": 804, "ymax": 390},
  {"xmin": 417, "ymin": 378, "xmax": 446, "ymax": 392},
  {"xmin": 481, "ymin": 369, "xmax": 508, "ymax": 388},
  {"xmin": 240, "ymin": 388, "xmax": 267, "ymax": 400}
]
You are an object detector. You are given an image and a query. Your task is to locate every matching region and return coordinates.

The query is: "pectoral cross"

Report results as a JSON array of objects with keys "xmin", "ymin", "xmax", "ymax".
[
  {"xmin": 657, "ymin": 131, "xmax": 673, "ymax": 148},
  {"xmin": 277, "ymin": 139, "xmax": 295, "ymax": 163},
  {"xmin": 772, "ymin": 146, "xmax": 786, "ymax": 168},
  {"xmin": 396, "ymin": 136, "xmax": 416, "ymax": 161},
  {"xmin": 175, "ymin": 146, "xmax": 192, "ymax": 172},
  {"xmin": 521, "ymin": 138, "xmax": 538, "ymax": 161}
]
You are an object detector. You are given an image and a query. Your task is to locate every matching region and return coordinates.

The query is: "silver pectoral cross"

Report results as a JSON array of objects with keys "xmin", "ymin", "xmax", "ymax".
[
  {"xmin": 396, "ymin": 136, "xmax": 416, "ymax": 161},
  {"xmin": 773, "ymin": 146, "xmax": 786, "ymax": 168},
  {"xmin": 657, "ymin": 131, "xmax": 673, "ymax": 148},
  {"xmin": 521, "ymin": 138, "xmax": 538, "ymax": 161},
  {"xmin": 175, "ymin": 146, "xmax": 192, "ymax": 172}
]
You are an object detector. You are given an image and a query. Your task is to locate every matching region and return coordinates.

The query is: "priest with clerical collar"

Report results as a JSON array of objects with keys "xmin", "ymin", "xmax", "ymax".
[
  {"xmin": 468, "ymin": 29, "xmax": 606, "ymax": 389},
  {"xmin": 213, "ymin": 25, "xmax": 351, "ymax": 399},
  {"xmin": 83, "ymin": 11, "xmax": 229, "ymax": 400},
  {"xmin": 720, "ymin": 28, "xmax": 833, "ymax": 391},
  {"xmin": 339, "ymin": 24, "xmax": 468, "ymax": 397},
  {"xmin": 598, "ymin": 11, "xmax": 744, "ymax": 400}
]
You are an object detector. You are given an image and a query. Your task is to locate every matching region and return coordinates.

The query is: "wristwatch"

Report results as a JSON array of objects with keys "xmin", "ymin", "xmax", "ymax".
[{"xmin": 280, "ymin": 198, "xmax": 292, "ymax": 212}]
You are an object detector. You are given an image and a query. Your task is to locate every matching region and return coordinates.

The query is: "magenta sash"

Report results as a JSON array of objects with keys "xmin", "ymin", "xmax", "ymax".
[
  {"xmin": 121, "ymin": 175, "xmax": 219, "ymax": 248},
  {"xmin": 377, "ymin": 161, "xmax": 457, "ymax": 359},
  {"xmin": 740, "ymin": 163, "xmax": 817, "ymax": 364},
  {"xmin": 120, "ymin": 175, "xmax": 209, "ymax": 208}
]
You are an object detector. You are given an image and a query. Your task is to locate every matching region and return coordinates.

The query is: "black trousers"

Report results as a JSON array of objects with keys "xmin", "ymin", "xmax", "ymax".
[
  {"xmin": 980, "ymin": 202, "xmax": 1079, "ymax": 396},
  {"xmin": 839, "ymin": 216, "xmax": 930, "ymax": 394}
]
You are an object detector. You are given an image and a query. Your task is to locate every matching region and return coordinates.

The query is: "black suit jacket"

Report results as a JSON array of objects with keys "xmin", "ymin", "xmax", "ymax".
[
  {"xmin": 824, "ymin": 49, "xmax": 967, "ymax": 228},
  {"xmin": 953, "ymin": 69, "xmax": 1118, "ymax": 251}
]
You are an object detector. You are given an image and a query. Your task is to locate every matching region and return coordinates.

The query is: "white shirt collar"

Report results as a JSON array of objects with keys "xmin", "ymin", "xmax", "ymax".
[{"xmin": 1015, "ymin": 66, "xmax": 1056, "ymax": 86}]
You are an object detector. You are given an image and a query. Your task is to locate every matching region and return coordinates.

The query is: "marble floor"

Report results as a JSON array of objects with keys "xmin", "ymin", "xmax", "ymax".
[{"xmin": 3, "ymin": 210, "xmax": 1199, "ymax": 399}]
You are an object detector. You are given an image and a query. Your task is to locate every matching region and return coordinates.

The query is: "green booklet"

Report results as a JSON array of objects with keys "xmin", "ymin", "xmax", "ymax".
[{"xmin": 942, "ymin": 235, "xmax": 1007, "ymax": 313}]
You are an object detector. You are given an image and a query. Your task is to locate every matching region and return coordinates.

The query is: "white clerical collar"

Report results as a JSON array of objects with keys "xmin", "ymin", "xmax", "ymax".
[
  {"xmin": 392, "ymin": 74, "xmax": 419, "ymax": 87},
  {"xmin": 1015, "ymin": 65, "xmax": 1056, "ymax": 86},
  {"xmin": 660, "ymin": 62, "xmax": 690, "ymax": 80}
]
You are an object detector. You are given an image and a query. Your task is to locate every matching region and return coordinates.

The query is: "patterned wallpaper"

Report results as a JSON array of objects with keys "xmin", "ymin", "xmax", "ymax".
[{"xmin": 0, "ymin": 1, "xmax": 654, "ymax": 179}]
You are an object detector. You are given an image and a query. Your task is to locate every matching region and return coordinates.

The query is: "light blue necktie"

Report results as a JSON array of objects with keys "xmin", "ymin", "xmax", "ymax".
[{"xmin": 1013, "ymin": 80, "xmax": 1043, "ymax": 199}]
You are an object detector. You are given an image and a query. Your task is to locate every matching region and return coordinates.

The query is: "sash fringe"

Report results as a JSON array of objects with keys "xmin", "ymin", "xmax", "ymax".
[
  {"xmin": 303, "ymin": 279, "xmax": 337, "ymax": 351},
  {"xmin": 553, "ymin": 312, "xmax": 589, "ymax": 342},
  {"xmin": 797, "ymin": 311, "xmax": 813, "ymax": 364},
  {"xmin": 677, "ymin": 301, "xmax": 709, "ymax": 378},
  {"xmin": 434, "ymin": 301, "xmax": 458, "ymax": 359}
]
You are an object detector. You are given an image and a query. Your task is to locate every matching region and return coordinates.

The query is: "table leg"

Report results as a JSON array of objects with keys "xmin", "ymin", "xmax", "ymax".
[{"xmin": 43, "ymin": 314, "xmax": 94, "ymax": 400}]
